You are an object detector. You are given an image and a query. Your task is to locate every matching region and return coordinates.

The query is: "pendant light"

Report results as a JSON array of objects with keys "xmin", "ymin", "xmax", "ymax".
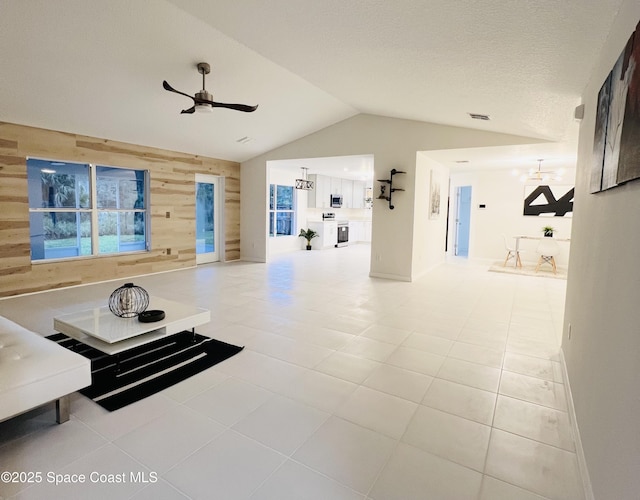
[
  {"xmin": 520, "ymin": 159, "xmax": 563, "ymax": 183},
  {"xmin": 295, "ymin": 167, "xmax": 314, "ymax": 190}
]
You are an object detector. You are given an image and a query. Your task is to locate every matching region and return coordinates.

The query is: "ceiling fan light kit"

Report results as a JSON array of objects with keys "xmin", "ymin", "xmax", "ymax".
[
  {"xmin": 195, "ymin": 101, "xmax": 213, "ymax": 113},
  {"xmin": 163, "ymin": 62, "xmax": 258, "ymax": 115}
]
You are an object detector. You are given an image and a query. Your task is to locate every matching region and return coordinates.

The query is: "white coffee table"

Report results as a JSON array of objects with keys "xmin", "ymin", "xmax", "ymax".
[{"xmin": 53, "ymin": 297, "xmax": 211, "ymax": 355}]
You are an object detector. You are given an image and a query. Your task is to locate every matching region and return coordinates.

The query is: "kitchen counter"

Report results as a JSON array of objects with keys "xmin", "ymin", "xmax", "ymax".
[
  {"xmin": 306, "ymin": 219, "xmax": 372, "ymax": 247},
  {"xmin": 307, "ymin": 220, "xmax": 337, "ymax": 249}
]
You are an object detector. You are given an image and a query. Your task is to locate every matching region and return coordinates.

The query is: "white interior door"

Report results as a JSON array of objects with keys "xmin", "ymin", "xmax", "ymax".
[
  {"xmin": 195, "ymin": 174, "xmax": 221, "ymax": 264},
  {"xmin": 455, "ymin": 185, "xmax": 472, "ymax": 257}
]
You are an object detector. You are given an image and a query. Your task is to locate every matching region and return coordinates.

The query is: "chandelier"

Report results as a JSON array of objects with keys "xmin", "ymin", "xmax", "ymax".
[
  {"xmin": 295, "ymin": 167, "xmax": 314, "ymax": 190},
  {"xmin": 520, "ymin": 159, "xmax": 563, "ymax": 183}
]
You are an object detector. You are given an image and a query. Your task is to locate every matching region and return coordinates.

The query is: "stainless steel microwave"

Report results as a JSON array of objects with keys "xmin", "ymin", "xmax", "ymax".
[{"xmin": 330, "ymin": 194, "xmax": 343, "ymax": 208}]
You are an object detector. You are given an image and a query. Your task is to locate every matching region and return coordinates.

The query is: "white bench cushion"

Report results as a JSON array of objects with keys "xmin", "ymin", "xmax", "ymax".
[{"xmin": 0, "ymin": 316, "xmax": 91, "ymax": 422}]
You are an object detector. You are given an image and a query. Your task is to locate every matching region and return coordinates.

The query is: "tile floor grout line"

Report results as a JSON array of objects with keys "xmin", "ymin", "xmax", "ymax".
[
  {"xmin": 478, "ymin": 282, "xmax": 514, "ymax": 493},
  {"xmin": 0, "ymin": 247, "xmax": 579, "ymax": 499}
]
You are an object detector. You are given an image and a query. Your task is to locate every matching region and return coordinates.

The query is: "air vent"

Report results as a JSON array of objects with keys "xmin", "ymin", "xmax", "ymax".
[
  {"xmin": 455, "ymin": 160, "xmax": 469, "ymax": 164},
  {"xmin": 236, "ymin": 136, "xmax": 253, "ymax": 144},
  {"xmin": 468, "ymin": 113, "xmax": 490, "ymax": 121}
]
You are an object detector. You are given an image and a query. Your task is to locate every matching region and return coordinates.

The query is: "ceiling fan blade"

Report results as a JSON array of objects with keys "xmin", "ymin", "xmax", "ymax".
[
  {"xmin": 181, "ymin": 106, "xmax": 195, "ymax": 114},
  {"xmin": 214, "ymin": 102, "xmax": 258, "ymax": 113},
  {"xmin": 163, "ymin": 80, "xmax": 195, "ymax": 102},
  {"xmin": 197, "ymin": 98, "xmax": 258, "ymax": 113}
]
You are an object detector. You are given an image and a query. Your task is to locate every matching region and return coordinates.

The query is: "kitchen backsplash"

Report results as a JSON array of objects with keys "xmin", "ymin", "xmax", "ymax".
[{"xmin": 306, "ymin": 207, "xmax": 372, "ymax": 221}]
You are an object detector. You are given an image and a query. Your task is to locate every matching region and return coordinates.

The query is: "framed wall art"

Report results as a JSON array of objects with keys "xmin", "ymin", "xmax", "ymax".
[
  {"xmin": 591, "ymin": 19, "xmax": 640, "ymax": 193},
  {"xmin": 429, "ymin": 169, "xmax": 441, "ymax": 219}
]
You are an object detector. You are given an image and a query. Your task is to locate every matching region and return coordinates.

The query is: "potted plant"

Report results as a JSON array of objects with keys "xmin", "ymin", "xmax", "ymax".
[
  {"xmin": 542, "ymin": 225, "xmax": 555, "ymax": 237},
  {"xmin": 298, "ymin": 228, "xmax": 319, "ymax": 250}
]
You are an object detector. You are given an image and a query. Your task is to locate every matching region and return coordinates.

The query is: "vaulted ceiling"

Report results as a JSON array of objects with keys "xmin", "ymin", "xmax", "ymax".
[{"xmin": 0, "ymin": 0, "xmax": 624, "ymax": 164}]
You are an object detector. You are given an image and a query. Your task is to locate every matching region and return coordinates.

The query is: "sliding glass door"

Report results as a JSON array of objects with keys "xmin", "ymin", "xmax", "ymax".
[{"xmin": 195, "ymin": 174, "xmax": 221, "ymax": 264}]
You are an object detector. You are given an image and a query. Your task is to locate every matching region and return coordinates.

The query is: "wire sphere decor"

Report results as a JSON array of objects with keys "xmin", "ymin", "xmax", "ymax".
[{"xmin": 108, "ymin": 283, "xmax": 149, "ymax": 318}]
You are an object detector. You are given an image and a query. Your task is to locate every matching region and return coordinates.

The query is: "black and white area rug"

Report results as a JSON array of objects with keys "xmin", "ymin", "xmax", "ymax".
[{"xmin": 47, "ymin": 331, "xmax": 243, "ymax": 411}]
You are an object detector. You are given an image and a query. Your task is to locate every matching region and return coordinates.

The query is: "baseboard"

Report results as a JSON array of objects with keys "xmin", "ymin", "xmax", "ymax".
[
  {"xmin": 368, "ymin": 271, "xmax": 412, "ymax": 282},
  {"xmin": 0, "ymin": 264, "xmax": 198, "ymax": 300},
  {"xmin": 239, "ymin": 256, "xmax": 267, "ymax": 263},
  {"xmin": 560, "ymin": 348, "xmax": 595, "ymax": 500}
]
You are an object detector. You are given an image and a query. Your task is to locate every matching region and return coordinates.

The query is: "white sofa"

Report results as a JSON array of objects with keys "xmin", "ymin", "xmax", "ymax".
[{"xmin": 0, "ymin": 316, "xmax": 91, "ymax": 424}]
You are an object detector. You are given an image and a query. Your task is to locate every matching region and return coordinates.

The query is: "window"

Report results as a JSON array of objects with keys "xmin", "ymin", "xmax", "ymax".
[
  {"xmin": 269, "ymin": 184, "xmax": 295, "ymax": 236},
  {"xmin": 96, "ymin": 166, "xmax": 147, "ymax": 254},
  {"xmin": 27, "ymin": 158, "xmax": 148, "ymax": 261}
]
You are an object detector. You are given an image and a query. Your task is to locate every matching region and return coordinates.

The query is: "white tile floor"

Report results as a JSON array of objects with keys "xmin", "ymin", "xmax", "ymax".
[{"xmin": 0, "ymin": 245, "xmax": 584, "ymax": 500}]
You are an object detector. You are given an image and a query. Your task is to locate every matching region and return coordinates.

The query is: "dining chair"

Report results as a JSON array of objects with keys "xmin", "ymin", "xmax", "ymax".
[
  {"xmin": 535, "ymin": 238, "xmax": 560, "ymax": 274},
  {"xmin": 502, "ymin": 234, "xmax": 522, "ymax": 268}
]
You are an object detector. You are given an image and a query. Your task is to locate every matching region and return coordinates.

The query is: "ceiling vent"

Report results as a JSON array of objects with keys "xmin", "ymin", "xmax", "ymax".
[
  {"xmin": 468, "ymin": 113, "xmax": 490, "ymax": 121},
  {"xmin": 236, "ymin": 136, "xmax": 253, "ymax": 144}
]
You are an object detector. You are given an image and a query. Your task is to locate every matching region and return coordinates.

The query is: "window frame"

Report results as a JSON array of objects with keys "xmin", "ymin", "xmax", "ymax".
[
  {"xmin": 27, "ymin": 157, "xmax": 150, "ymax": 262},
  {"xmin": 269, "ymin": 184, "xmax": 296, "ymax": 237}
]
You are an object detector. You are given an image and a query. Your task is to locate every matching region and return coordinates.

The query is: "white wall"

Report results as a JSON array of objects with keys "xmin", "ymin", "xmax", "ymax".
[
  {"xmin": 412, "ymin": 153, "xmax": 449, "ymax": 277},
  {"xmin": 241, "ymin": 114, "xmax": 543, "ymax": 280},
  {"xmin": 563, "ymin": 2, "xmax": 640, "ymax": 499},
  {"xmin": 241, "ymin": 157, "xmax": 268, "ymax": 262},
  {"xmin": 449, "ymin": 168, "xmax": 575, "ymax": 267}
]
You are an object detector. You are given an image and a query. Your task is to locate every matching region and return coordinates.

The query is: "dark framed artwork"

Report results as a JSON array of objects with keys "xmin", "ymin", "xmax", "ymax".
[
  {"xmin": 617, "ymin": 24, "xmax": 640, "ymax": 184},
  {"xmin": 523, "ymin": 185, "xmax": 574, "ymax": 217},
  {"xmin": 591, "ymin": 72, "xmax": 611, "ymax": 192},
  {"xmin": 591, "ymin": 20, "xmax": 640, "ymax": 193}
]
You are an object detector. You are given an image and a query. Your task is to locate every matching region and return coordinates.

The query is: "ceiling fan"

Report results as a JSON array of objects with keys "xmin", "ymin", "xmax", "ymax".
[{"xmin": 163, "ymin": 62, "xmax": 258, "ymax": 114}]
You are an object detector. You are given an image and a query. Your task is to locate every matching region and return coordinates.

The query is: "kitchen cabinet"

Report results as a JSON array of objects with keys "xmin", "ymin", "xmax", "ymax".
[
  {"xmin": 308, "ymin": 175, "xmax": 369, "ymax": 210},
  {"xmin": 330, "ymin": 177, "xmax": 342, "ymax": 196},
  {"xmin": 342, "ymin": 179, "xmax": 353, "ymax": 208},
  {"xmin": 352, "ymin": 181, "xmax": 366, "ymax": 209},
  {"xmin": 349, "ymin": 221, "xmax": 362, "ymax": 242},
  {"xmin": 308, "ymin": 221, "xmax": 337, "ymax": 248},
  {"xmin": 363, "ymin": 220, "xmax": 372, "ymax": 242},
  {"xmin": 307, "ymin": 174, "xmax": 330, "ymax": 209},
  {"xmin": 348, "ymin": 220, "xmax": 372, "ymax": 242}
]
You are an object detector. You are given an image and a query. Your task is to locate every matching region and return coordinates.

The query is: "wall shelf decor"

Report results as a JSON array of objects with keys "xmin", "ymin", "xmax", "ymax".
[{"xmin": 377, "ymin": 169, "xmax": 405, "ymax": 209}]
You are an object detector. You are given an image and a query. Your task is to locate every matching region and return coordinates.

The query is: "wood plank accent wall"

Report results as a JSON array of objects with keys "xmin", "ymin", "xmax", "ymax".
[{"xmin": 0, "ymin": 122, "xmax": 240, "ymax": 297}]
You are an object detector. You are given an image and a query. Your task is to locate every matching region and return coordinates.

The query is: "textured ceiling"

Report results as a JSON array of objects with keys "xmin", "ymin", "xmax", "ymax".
[
  {"xmin": 170, "ymin": 0, "xmax": 622, "ymax": 141},
  {"xmin": 0, "ymin": 0, "xmax": 356, "ymax": 162},
  {"xmin": 0, "ymin": 0, "xmax": 624, "ymax": 164}
]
